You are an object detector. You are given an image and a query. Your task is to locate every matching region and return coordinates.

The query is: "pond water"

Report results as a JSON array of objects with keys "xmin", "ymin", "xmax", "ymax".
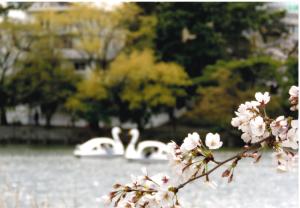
[{"xmin": 0, "ymin": 146, "xmax": 298, "ymax": 208}]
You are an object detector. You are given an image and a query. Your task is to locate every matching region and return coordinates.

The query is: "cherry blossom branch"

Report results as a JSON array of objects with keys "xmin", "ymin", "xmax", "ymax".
[
  {"xmin": 103, "ymin": 86, "xmax": 298, "ymax": 208},
  {"xmin": 176, "ymin": 136, "xmax": 271, "ymax": 191}
]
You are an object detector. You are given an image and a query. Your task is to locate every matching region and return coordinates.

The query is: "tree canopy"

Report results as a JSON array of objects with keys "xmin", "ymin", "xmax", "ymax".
[
  {"xmin": 184, "ymin": 56, "xmax": 292, "ymax": 145},
  {"xmin": 139, "ymin": 2, "xmax": 287, "ymax": 77},
  {"xmin": 0, "ymin": 2, "xmax": 296, "ymax": 136},
  {"xmin": 67, "ymin": 50, "xmax": 191, "ymax": 129},
  {"xmin": 10, "ymin": 37, "xmax": 80, "ymax": 126}
]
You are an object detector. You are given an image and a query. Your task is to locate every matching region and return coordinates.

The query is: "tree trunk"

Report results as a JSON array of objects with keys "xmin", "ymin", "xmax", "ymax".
[
  {"xmin": 0, "ymin": 106, "xmax": 7, "ymax": 125},
  {"xmin": 137, "ymin": 118, "xmax": 145, "ymax": 131},
  {"xmin": 41, "ymin": 104, "xmax": 57, "ymax": 127},
  {"xmin": 45, "ymin": 113, "xmax": 52, "ymax": 127},
  {"xmin": 100, "ymin": 59, "xmax": 108, "ymax": 70},
  {"xmin": 89, "ymin": 119, "xmax": 99, "ymax": 130},
  {"xmin": 168, "ymin": 108, "xmax": 177, "ymax": 136}
]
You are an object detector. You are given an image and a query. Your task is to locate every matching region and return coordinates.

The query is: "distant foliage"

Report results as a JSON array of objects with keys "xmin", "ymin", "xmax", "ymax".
[
  {"xmin": 279, "ymin": 57, "xmax": 299, "ymax": 115},
  {"xmin": 0, "ymin": 2, "xmax": 294, "ymax": 132},
  {"xmin": 151, "ymin": 2, "xmax": 286, "ymax": 77},
  {"xmin": 10, "ymin": 38, "xmax": 80, "ymax": 126},
  {"xmin": 106, "ymin": 50, "xmax": 191, "ymax": 128},
  {"xmin": 68, "ymin": 50, "xmax": 191, "ymax": 129},
  {"xmin": 33, "ymin": 3, "xmax": 155, "ymax": 70},
  {"xmin": 65, "ymin": 70, "xmax": 110, "ymax": 128},
  {"xmin": 185, "ymin": 56, "xmax": 290, "ymax": 145},
  {"xmin": 0, "ymin": 19, "xmax": 39, "ymax": 125}
]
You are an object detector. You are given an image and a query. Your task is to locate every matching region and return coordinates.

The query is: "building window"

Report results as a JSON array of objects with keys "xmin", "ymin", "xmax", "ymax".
[
  {"xmin": 62, "ymin": 36, "xmax": 73, "ymax": 48},
  {"xmin": 74, "ymin": 61, "xmax": 86, "ymax": 71}
]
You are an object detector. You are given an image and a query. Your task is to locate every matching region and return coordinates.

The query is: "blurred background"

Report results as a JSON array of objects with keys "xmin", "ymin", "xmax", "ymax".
[
  {"xmin": 0, "ymin": 1, "xmax": 298, "ymax": 208},
  {"xmin": 0, "ymin": 1, "xmax": 298, "ymax": 145}
]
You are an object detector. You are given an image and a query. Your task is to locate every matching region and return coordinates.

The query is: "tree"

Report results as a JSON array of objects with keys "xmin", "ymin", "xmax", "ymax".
[
  {"xmin": 146, "ymin": 2, "xmax": 286, "ymax": 77},
  {"xmin": 10, "ymin": 37, "xmax": 80, "ymax": 126},
  {"xmin": 68, "ymin": 50, "xmax": 191, "ymax": 129},
  {"xmin": 0, "ymin": 19, "xmax": 37, "ymax": 125},
  {"xmin": 34, "ymin": 3, "xmax": 154, "ymax": 70},
  {"xmin": 185, "ymin": 56, "xmax": 283, "ymax": 146},
  {"xmin": 278, "ymin": 57, "xmax": 298, "ymax": 116},
  {"xmin": 65, "ymin": 70, "xmax": 109, "ymax": 129},
  {"xmin": 106, "ymin": 50, "xmax": 191, "ymax": 129}
]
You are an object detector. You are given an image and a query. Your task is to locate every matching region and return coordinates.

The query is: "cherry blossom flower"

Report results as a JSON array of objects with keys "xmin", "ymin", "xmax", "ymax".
[
  {"xmin": 282, "ymin": 120, "xmax": 298, "ymax": 149},
  {"xmin": 138, "ymin": 194, "xmax": 160, "ymax": 207},
  {"xmin": 155, "ymin": 190, "xmax": 175, "ymax": 208},
  {"xmin": 204, "ymin": 180, "xmax": 218, "ymax": 189},
  {"xmin": 255, "ymin": 92, "xmax": 270, "ymax": 105},
  {"xmin": 232, "ymin": 101, "xmax": 259, "ymax": 127},
  {"xmin": 205, "ymin": 133, "xmax": 223, "ymax": 149},
  {"xmin": 180, "ymin": 132, "xmax": 201, "ymax": 153},
  {"xmin": 273, "ymin": 149, "xmax": 296, "ymax": 172},
  {"xmin": 167, "ymin": 141, "xmax": 182, "ymax": 162},
  {"xmin": 289, "ymin": 86, "xmax": 298, "ymax": 97},
  {"xmin": 149, "ymin": 174, "xmax": 178, "ymax": 208},
  {"xmin": 289, "ymin": 86, "xmax": 298, "ymax": 111},
  {"xmin": 241, "ymin": 132, "xmax": 251, "ymax": 143},
  {"xmin": 177, "ymin": 162, "xmax": 200, "ymax": 183},
  {"xmin": 100, "ymin": 194, "xmax": 111, "ymax": 207},
  {"xmin": 231, "ymin": 100, "xmax": 263, "ymax": 143},
  {"xmin": 116, "ymin": 200, "xmax": 135, "ymax": 208},
  {"xmin": 270, "ymin": 116, "xmax": 288, "ymax": 137},
  {"xmin": 250, "ymin": 116, "xmax": 266, "ymax": 137}
]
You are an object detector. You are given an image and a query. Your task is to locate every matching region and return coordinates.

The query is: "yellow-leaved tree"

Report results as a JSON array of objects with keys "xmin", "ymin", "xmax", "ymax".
[
  {"xmin": 106, "ymin": 50, "xmax": 191, "ymax": 129},
  {"xmin": 67, "ymin": 50, "xmax": 191, "ymax": 129},
  {"xmin": 65, "ymin": 70, "xmax": 109, "ymax": 128}
]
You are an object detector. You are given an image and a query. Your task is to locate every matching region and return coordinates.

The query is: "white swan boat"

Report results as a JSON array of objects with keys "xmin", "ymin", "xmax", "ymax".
[
  {"xmin": 125, "ymin": 128, "xmax": 168, "ymax": 161},
  {"xmin": 73, "ymin": 127, "xmax": 124, "ymax": 157}
]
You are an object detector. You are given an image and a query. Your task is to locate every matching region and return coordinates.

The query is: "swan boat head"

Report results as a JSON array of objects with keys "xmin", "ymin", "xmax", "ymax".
[
  {"xmin": 125, "ymin": 128, "xmax": 139, "ymax": 159},
  {"xmin": 111, "ymin": 126, "xmax": 124, "ymax": 155}
]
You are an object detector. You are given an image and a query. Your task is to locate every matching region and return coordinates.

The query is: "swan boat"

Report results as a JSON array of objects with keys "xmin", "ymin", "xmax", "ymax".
[
  {"xmin": 125, "ymin": 128, "xmax": 168, "ymax": 161},
  {"xmin": 73, "ymin": 127, "xmax": 124, "ymax": 157}
]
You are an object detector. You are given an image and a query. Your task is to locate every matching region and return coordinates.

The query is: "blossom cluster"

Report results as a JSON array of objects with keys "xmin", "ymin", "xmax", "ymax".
[
  {"xmin": 231, "ymin": 92, "xmax": 271, "ymax": 143},
  {"xmin": 102, "ymin": 169, "xmax": 179, "ymax": 208},
  {"xmin": 231, "ymin": 86, "xmax": 298, "ymax": 172},
  {"xmin": 103, "ymin": 86, "xmax": 298, "ymax": 208},
  {"xmin": 167, "ymin": 132, "xmax": 222, "ymax": 185},
  {"xmin": 102, "ymin": 132, "xmax": 223, "ymax": 207}
]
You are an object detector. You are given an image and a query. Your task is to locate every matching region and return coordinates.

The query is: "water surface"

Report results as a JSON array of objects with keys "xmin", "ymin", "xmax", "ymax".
[{"xmin": 0, "ymin": 146, "xmax": 298, "ymax": 208}]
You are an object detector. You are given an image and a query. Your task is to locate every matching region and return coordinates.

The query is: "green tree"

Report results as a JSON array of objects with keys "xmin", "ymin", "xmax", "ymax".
[
  {"xmin": 10, "ymin": 37, "xmax": 79, "ymax": 126},
  {"xmin": 279, "ymin": 57, "xmax": 298, "ymax": 116},
  {"xmin": 147, "ymin": 2, "xmax": 286, "ymax": 77},
  {"xmin": 0, "ymin": 20, "xmax": 37, "ymax": 125},
  {"xmin": 185, "ymin": 57, "xmax": 283, "ymax": 146}
]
